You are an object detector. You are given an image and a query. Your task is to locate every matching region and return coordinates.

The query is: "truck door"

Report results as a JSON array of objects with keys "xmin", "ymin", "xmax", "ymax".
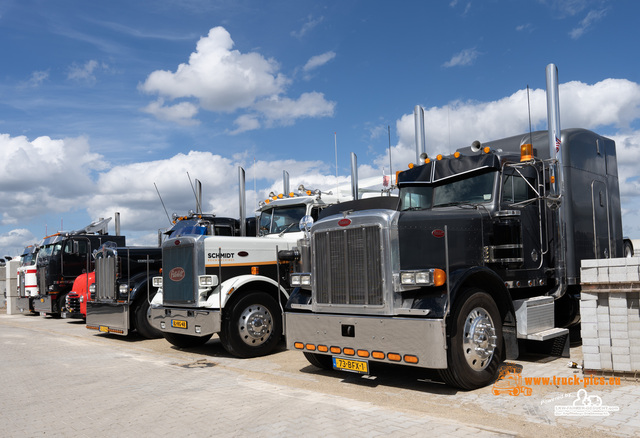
[
  {"xmin": 62, "ymin": 239, "xmax": 90, "ymax": 279},
  {"xmin": 591, "ymin": 180, "xmax": 610, "ymax": 258},
  {"xmin": 500, "ymin": 165, "xmax": 542, "ymax": 270}
]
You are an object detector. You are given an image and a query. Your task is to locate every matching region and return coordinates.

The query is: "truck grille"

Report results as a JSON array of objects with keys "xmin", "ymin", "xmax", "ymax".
[
  {"xmin": 66, "ymin": 293, "xmax": 81, "ymax": 313},
  {"xmin": 163, "ymin": 243, "xmax": 196, "ymax": 304},
  {"xmin": 95, "ymin": 255, "xmax": 116, "ymax": 300},
  {"xmin": 314, "ymin": 225, "xmax": 383, "ymax": 306}
]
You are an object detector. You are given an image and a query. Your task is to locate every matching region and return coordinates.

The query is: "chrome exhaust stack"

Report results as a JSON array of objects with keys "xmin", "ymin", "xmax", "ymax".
[
  {"xmin": 545, "ymin": 63, "xmax": 569, "ymax": 298},
  {"xmin": 351, "ymin": 152, "xmax": 358, "ymax": 200},
  {"xmin": 238, "ymin": 167, "xmax": 246, "ymax": 237},
  {"xmin": 115, "ymin": 212, "xmax": 121, "ymax": 236},
  {"xmin": 414, "ymin": 105, "xmax": 427, "ymax": 163},
  {"xmin": 195, "ymin": 179, "xmax": 202, "ymax": 215}
]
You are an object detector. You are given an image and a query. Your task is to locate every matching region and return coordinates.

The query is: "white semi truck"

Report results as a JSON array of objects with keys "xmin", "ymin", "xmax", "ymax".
[{"xmin": 149, "ymin": 168, "xmax": 373, "ymax": 357}]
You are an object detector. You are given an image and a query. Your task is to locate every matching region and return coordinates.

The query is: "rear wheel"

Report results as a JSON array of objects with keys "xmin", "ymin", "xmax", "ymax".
[
  {"xmin": 304, "ymin": 352, "xmax": 334, "ymax": 370},
  {"xmin": 163, "ymin": 332, "xmax": 212, "ymax": 348},
  {"xmin": 135, "ymin": 298, "xmax": 163, "ymax": 339},
  {"xmin": 439, "ymin": 287, "xmax": 503, "ymax": 390},
  {"xmin": 624, "ymin": 240, "xmax": 634, "ymax": 258},
  {"xmin": 219, "ymin": 291, "xmax": 282, "ymax": 358}
]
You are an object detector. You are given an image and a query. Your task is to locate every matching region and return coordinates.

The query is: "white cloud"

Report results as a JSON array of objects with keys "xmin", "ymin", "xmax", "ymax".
[
  {"xmin": 67, "ymin": 60, "xmax": 108, "ymax": 83},
  {"xmin": 253, "ymin": 92, "xmax": 336, "ymax": 126},
  {"xmin": 303, "ymin": 51, "xmax": 336, "ymax": 72},
  {"xmin": 570, "ymin": 8, "xmax": 608, "ymax": 39},
  {"xmin": 443, "ymin": 48, "xmax": 480, "ymax": 67},
  {"xmin": 140, "ymin": 27, "xmax": 288, "ymax": 113},
  {"xmin": 139, "ymin": 26, "xmax": 334, "ymax": 128},
  {"xmin": 0, "ymin": 229, "xmax": 36, "ymax": 258},
  {"xmin": 0, "ymin": 134, "xmax": 107, "ymax": 227},
  {"xmin": 291, "ymin": 15, "xmax": 324, "ymax": 39},
  {"xmin": 20, "ymin": 70, "xmax": 49, "ymax": 88},
  {"xmin": 229, "ymin": 114, "xmax": 261, "ymax": 135},
  {"xmin": 141, "ymin": 98, "xmax": 200, "ymax": 126}
]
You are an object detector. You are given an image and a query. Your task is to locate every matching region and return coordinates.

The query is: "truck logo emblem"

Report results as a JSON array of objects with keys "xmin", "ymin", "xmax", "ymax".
[
  {"xmin": 432, "ymin": 229, "xmax": 445, "ymax": 238},
  {"xmin": 338, "ymin": 218, "xmax": 351, "ymax": 227},
  {"xmin": 169, "ymin": 267, "xmax": 185, "ymax": 282},
  {"xmin": 238, "ymin": 251, "xmax": 248, "ymax": 257}
]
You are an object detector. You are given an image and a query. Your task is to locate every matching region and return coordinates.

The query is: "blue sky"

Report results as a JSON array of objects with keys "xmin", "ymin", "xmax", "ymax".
[{"xmin": 1, "ymin": 0, "xmax": 640, "ymax": 257}]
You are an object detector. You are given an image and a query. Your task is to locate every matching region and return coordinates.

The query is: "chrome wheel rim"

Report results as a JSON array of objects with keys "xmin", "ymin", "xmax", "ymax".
[
  {"xmin": 237, "ymin": 304, "xmax": 273, "ymax": 346},
  {"xmin": 462, "ymin": 307, "xmax": 497, "ymax": 371}
]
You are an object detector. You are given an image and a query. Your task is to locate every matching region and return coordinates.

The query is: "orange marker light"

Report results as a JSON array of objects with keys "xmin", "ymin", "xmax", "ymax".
[
  {"xmin": 318, "ymin": 345, "xmax": 329, "ymax": 352},
  {"xmin": 436, "ymin": 154, "xmax": 443, "ymax": 161},
  {"xmin": 357, "ymin": 350, "xmax": 370, "ymax": 358},
  {"xmin": 343, "ymin": 348, "xmax": 355, "ymax": 356},
  {"xmin": 408, "ymin": 163, "xmax": 414, "ymax": 169},
  {"xmin": 294, "ymin": 342, "xmax": 304, "ymax": 349},
  {"xmin": 404, "ymin": 355, "xmax": 419, "ymax": 364},
  {"xmin": 305, "ymin": 344, "xmax": 316, "ymax": 351},
  {"xmin": 388, "ymin": 353, "xmax": 402, "ymax": 362},
  {"xmin": 454, "ymin": 151, "xmax": 461, "ymax": 158},
  {"xmin": 372, "ymin": 351, "xmax": 385, "ymax": 360},
  {"xmin": 425, "ymin": 158, "xmax": 431, "ymax": 164},
  {"xmin": 251, "ymin": 266, "xmax": 259, "ymax": 275},
  {"xmin": 330, "ymin": 346, "xmax": 341, "ymax": 354},
  {"xmin": 483, "ymin": 146, "xmax": 491, "ymax": 154},
  {"xmin": 433, "ymin": 269, "xmax": 446, "ymax": 287}
]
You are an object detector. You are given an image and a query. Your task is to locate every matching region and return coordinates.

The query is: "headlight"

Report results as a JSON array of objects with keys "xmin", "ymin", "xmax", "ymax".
[
  {"xmin": 119, "ymin": 284, "xmax": 129, "ymax": 295},
  {"xmin": 89, "ymin": 284, "xmax": 96, "ymax": 294},
  {"xmin": 291, "ymin": 273, "xmax": 311, "ymax": 287},
  {"xmin": 399, "ymin": 269, "xmax": 446, "ymax": 287},
  {"xmin": 152, "ymin": 276, "xmax": 163, "ymax": 288},
  {"xmin": 198, "ymin": 275, "xmax": 218, "ymax": 287}
]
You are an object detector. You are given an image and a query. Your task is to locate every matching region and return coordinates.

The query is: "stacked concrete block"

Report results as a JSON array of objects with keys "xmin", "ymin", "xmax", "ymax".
[{"xmin": 580, "ymin": 257, "xmax": 640, "ymax": 373}]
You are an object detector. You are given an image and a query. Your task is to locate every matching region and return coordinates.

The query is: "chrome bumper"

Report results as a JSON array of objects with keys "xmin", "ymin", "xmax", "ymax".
[
  {"xmin": 150, "ymin": 306, "xmax": 221, "ymax": 337},
  {"xmin": 285, "ymin": 312, "xmax": 448, "ymax": 369}
]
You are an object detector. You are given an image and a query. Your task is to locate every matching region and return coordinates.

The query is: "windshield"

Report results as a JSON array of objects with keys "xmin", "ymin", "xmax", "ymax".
[
  {"xmin": 259, "ymin": 205, "xmax": 306, "ymax": 235},
  {"xmin": 21, "ymin": 253, "xmax": 37, "ymax": 266},
  {"xmin": 400, "ymin": 171, "xmax": 496, "ymax": 211},
  {"xmin": 39, "ymin": 244, "xmax": 57, "ymax": 258}
]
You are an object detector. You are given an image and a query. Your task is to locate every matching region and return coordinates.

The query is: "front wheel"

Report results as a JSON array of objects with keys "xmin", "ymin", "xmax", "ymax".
[
  {"xmin": 163, "ymin": 332, "xmax": 213, "ymax": 348},
  {"xmin": 624, "ymin": 240, "xmax": 634, "ymax": 258},
  {"xmin": 439, "ymin": 288, "xmax": 503, "ymax": 390},
  {"xmin": 219, "ymin": 291, "xmax": 282, "ymax": 358},
  {"xmin": 135, "ymin": 298, "xmax": 163, "ymax": 339}
]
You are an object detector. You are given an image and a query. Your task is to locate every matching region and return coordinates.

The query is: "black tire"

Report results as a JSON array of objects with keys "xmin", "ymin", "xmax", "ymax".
[
  {"xmin": 163, "ymin": 332, "xmax": 213, "ymax": 348},
  {"xmin": 219, "ymin": 291, "xmax": 282, "ymax": 358},
  {"xmin": 439, "ymin": 287, "xmax": 503, "ymax": 390},
  {"xmin": 134, "ymin": 298, "xmax": 163, "ymax": 339},
  {"xmin": 624, "ymin": 240, "xmax": 634, "ymax": 258},
  {"xmin": 304, "ymin": 352, "xmax": 334, "ymax": 370}
]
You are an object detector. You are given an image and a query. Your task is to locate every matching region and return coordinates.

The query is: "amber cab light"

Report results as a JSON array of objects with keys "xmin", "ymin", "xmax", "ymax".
[{"xmin": 520, "ymin": 143, "xmax": 534, "ymax": 161}]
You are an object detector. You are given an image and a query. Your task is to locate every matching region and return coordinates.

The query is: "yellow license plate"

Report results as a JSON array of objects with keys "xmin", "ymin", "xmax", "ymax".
[
  {"xmin": 333, "ymin": 357, "xmax": 369, "ymax": 374},
  {"xmin": 171, "ymin": 319, "xmax": 188, "ymax": 329},
  {"xmin": 99, "ymin": 326, "xmax": 109, "ymax": 333}
]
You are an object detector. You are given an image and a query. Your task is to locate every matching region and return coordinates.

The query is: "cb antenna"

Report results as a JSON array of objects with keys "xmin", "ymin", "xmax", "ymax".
[
  {"xmin": 388, "ymin": 125, "xmax": 393, "ymax": 186},
  {"xmin": 527, "ymin": 85, "xmax": 533, "ymax": 145},
  {"xmin": 154, "ymin": 183, "xmax": 172, "ymax": 225}
]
